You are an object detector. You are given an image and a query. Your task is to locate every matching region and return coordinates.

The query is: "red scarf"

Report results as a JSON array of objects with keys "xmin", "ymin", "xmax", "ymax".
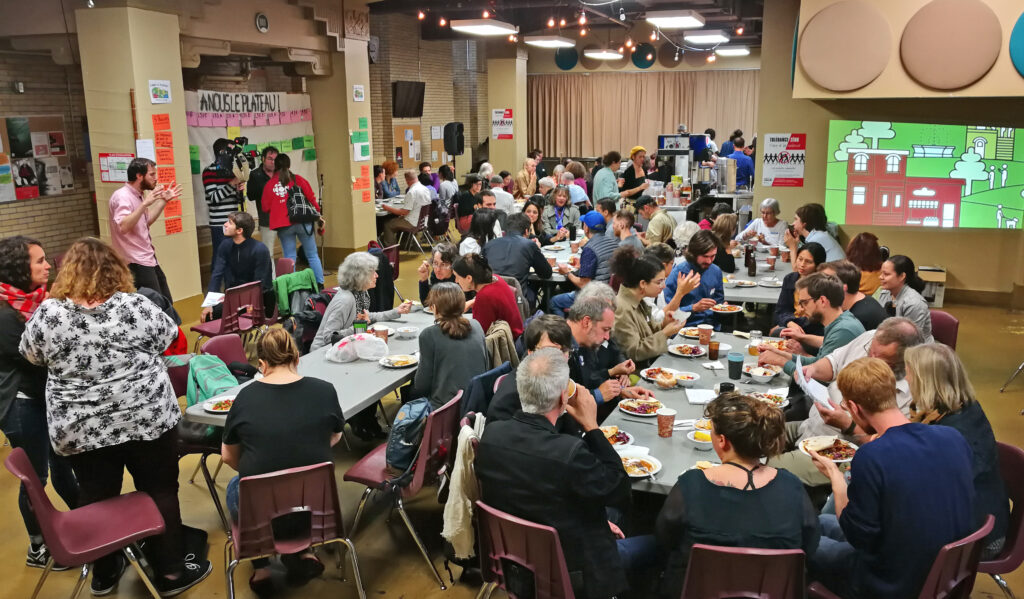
[{"xmin": 0, "ymin": 282, "xmax": 47, "ymax": 319}]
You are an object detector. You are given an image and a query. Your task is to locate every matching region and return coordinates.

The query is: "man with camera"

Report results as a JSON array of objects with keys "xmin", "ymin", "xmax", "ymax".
[{"xmin": 202, "ymin": 138, "xmax": 246, "ymax": 254}]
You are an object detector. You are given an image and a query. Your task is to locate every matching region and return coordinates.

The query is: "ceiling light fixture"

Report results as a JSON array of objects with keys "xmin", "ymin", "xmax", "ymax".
[
  {"xmin": 547, "ymin": 17, "xmax": 555, "ymax": 27},
  {"xmin": 706, "ymin": 53, "xmax": 716, "ymax": 62},
  {"xmin": 625, "ymin": 38, "xmax": 632, "ymax": 47},
  {"xmin": 417, "ymin": 10, "xmax": 425, "ymax": 20},
  {"xmin": 579, "ymin": 27, "xmax": 587, "ymax": 36},
  {"xmin": 714, "ymin": 45, "xmax": 750, "ymax": 57},
  {"xmin": 684, "ymin": 29, "xmax": 730, "ymax": 45},
  {"xmin": 650, "ymin": 31, "xmax": 657, "ymax": 41},
  {"xmin": 439, "ymin": 17, "xmax": 447, "ymax": 26},
  {"xmin": 87, "ymin": 0, "xmax": 95, "ymax": 7},
  {"xmin": 584, "ymin": 47, "xmax": 624, "ymax": 60},
  {"xmin": 482, "ymin": 10, "xmax": 490, "ymax": 18},
  {"xmin": 630, "ymin": 45, "xmax": 637, "ymax": 53},
  {"xmin": 619, "ymin": 8, "xmax": 625, "ymax": 21},
  {"xmin": 449, "ymin": 18, "xmax": 517, "ymax": 35},
  {"xmin": 618, "ymin": 45, "xmax": 624, "ymax": 53},
  {"xmin": 559, "ymin": 18, "xmax": 566, "ymax": 27},
  {"xmin": 643, "ymin": 9, "xmax": 704, "ymax": 29},
  {"xmin": 674, "ymin": 50, "xmax": 680, "ymax": 61},
  {"xmin": 524, "ymin": 35, "xmax": 575, "ymax": 48},
  {"xmin": 735, "ymin": 24, "xmax": 745, "ymax": 35},
  {"xmin": 645, "ymin": 53, "xmax": 653, "ymax": 60},
  {"xmin": 579, "ymin": 13, "xmax": 586, "ymax": 25}
]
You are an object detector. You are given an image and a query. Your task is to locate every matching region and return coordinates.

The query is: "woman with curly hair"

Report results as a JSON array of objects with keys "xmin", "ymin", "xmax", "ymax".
[
  {"xmin": 845, "ymin": 232, "xmax": 884, "ymax": 295},
  {"xmin": 381, "ymin": 160, "xmax": 401, "ymax": 198},
  {"xmin": 19, "ymin": 237, "xmax": 212, "ymax": 595},
  {"xmin": 0, "ymin": 236, "xmax": 79, "ymax": 570}
]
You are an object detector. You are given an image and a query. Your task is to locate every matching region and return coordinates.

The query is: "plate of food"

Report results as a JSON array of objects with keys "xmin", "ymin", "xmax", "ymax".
[
  {"xmin": 711, "ymin": 303, "xmax": 743, "ymax": 313},
  {"xmin": 369, "ymin": 325, "xmax": 395, "ymax": 336},
  {"xmin": 545, "ymin": 245, "xmax": 566, "ymax": 251},
  {"xmin": 640, "ymin": 367, "xmax": 681, "ymax": 388},
  {"xmin": 799, "ymin": 436, "xmax": 858, "ymax": 463},
  {"xmin": 379, "ymin": 354, "xmax": 418, "ymax": 368},
  {"xmin": 668, "ymin": 343, "xmax": 707, "ymax": 358},
  {"xmin": 408, "ymin": 300, "xmax": 423, "ymax": 312},
  {"xmin": 620, "ymin": 454, "xmax": 663, "ymax": 478},
  {"xmin": 618, "ymin": 398, "xmax": 664, "ymax": 417},
  {"xmin": 674, "ymin": 371, "xmax": 700, "ymax": 388},
  {"xmin": 694, "ymin": 418, "xmax": 711, "ymax": 431},
  {"xmin": 681, "ymin": 327, "xmax": 714, "ymax": 339},
  {"xmin": 688, "ymin": 459, "xmax": 721, "ymax": 472},
  {"xmin": 687, "ymin": 430, "xmax": 713, "ymax": 450},
  {"xmin": 202, "ymin": 397, "xmax": 235, "ymax": 414},
  {"xmin": 758, "ymin": 338, "xmax": 788, "ymax": 351},
  {"xmin": 423, "ymin": 305, "xmax": 435, "ymax": 315},
  {"xmin": 758, "ymin": 277, "xmax": 783, "ymax": 288},
  {"xmin": 600, "ymin": 426, "xmax": 633, "ymax": 446},
  {"xmin": 745, "ymin": 365, "xmax": 782, "ymax": 384},
  {"xmin": 751, "ymin": 392, "xmax": 789, "ymax": 409},
  {"xmin": 734, "ymin": 280, "xmax": 758, "ymax": 288}
]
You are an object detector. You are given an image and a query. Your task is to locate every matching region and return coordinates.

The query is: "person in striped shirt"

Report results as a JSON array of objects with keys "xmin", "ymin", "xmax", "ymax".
[{"xmin": 202, "ymin": 138, "xmax": 244, "ymax": 254}]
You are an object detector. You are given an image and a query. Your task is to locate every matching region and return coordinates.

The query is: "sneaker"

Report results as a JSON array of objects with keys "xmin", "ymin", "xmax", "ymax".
[
  {"xmin": 27, "ymin": 543, "xmax": 71, "ymax": 571},
  {"xmin": 91, "ymin": 553, "xmax": 128, "ymax": 596},
  {"xmin": 155, "ymin": 555, "xmax": 213, "ymax": 597}
]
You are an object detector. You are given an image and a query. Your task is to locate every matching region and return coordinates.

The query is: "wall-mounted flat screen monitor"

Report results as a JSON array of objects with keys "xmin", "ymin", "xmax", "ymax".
[{"xmin": 826, "ymin": 119, "xmax": 1023, "ymax": 229}]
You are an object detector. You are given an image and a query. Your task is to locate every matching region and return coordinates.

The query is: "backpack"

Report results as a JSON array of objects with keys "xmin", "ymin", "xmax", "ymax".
[
  {"xmin": 385, "ymin": 397, "xmax": 433, "ymax": 476},
  {"xmin": 185, "ymin": 354, "xmax": 239, "ymax": 407},
  {"xmin": 286, "ymin": 182, "xmax": 321, "ymax": 224}
]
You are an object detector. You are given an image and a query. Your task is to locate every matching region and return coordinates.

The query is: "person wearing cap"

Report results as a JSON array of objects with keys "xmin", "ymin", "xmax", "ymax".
[
  {"xmin": 636, "ymin": 196, "xmax": 676, "ymax": 247},
  {"xmin": 549, "ymin": 210, "xmax": 621, "ymax": 315},
  {"xmin": 618, "ymin": 146, "xmax": 650, "ymax": 203},
  {"xmin": 455, "ymin": 174, "xmax": 484, "ymax": 234}
]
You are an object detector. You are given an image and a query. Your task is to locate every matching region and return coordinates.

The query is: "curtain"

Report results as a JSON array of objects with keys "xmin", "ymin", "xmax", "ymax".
[{"xmin": 527, "ymin": 69, "xmax": 760, "ymax": 158}]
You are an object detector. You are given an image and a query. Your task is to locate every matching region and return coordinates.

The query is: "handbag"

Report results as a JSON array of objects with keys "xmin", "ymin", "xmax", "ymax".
[{"xmin": 286, "ymin": 182, "xmax": 321, "ymax": 224}]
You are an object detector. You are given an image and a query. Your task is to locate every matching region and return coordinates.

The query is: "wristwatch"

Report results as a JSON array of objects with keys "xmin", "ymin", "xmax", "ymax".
[{"xmin": 840, "ymin": 418, "xmax": 856, "ymax": 436}]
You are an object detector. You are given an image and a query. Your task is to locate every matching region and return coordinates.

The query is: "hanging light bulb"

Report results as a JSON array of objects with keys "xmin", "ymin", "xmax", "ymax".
[
  {"xmin": 559, "ymin": 18, "xmax": 566, "ymax": 27},
  {"xmin": 674, "ymin": 50, "xmax": 680, "ymax": 61},
  {"xmin": 508, "ymin": 34, "xmax": 515, "ymax": 41},
  {"xmin": 579, "ymin": 27, "xmax": 587, "ymax": 36},
  {"xmin": 735, "ymin": 24, "xmax": 745, "ymax": 35},
  {"xmin": 619, "ymin": 7, "xmax": 625, "ymax": 21},
  {"xmin": 630, "ymin": 45, "xmax": 637, "ymax": 53},
  {"xmin": 625, "ymin": 38, "xmax": 632, "ymax": 47},
  {"xmin": 417, "ymin": 10, "xmax": 425, "ymax": 20},
  {"xmin": 650, "ymin": 30, "xmax": 657, "ymax": 41},
  {"xmin": 579, "ymin": 13, "xmax": 586, "ymax": 25},
  {"xmin": 707, "ymin": 53, "xmax": 716, "ymax": 62},
  {"xmin": 482, "ymin": 9, "xmax": 490, "ymax": 18},
  {"xmin": 646, "ymin": 53, "xmax": 653, "ymax": 60},
  {"xmin": 439, "ymin": 16, "xmax": 446, "ymax": 26},
  {"xmin": 618, "ymin": 45, "xmax": 624, "ymax": 53},
  {"xmin": 547, "ymin": 17, "xmax": 555, "ymax": 27}
]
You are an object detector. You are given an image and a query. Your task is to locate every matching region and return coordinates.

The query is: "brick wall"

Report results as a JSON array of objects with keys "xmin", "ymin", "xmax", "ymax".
[{"xmin": 0, "ymin": 53, "xmax": 97, "ymax": 256}]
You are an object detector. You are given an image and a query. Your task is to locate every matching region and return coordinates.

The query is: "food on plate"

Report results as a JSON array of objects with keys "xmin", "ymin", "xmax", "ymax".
[
  {"xmin": 747, "ymin": 366, "xmax": 779, "ymax": 378},
  {"xmin": 693, "ymin": 430, "xmax": 712, "ymax": 442},
  {"xmin": 600, "ymin": 426, "xmax": 631, "ymax": 446},
  {"xmin": 712, "ymin": 302, "xmax": 743, "ymax": 312},
  {"xmin": 619, "ymin": 398, "xmax": 664, "ymax": 415},
  {"xmin": 744, "ymin": 363, "xmax": 783, "ymax": 375},
  {"xmin": 209, "ymin": 399, "xmax": 233, "ymax": 412},
  {"xmin": 546, "ymin": 245, "xmax": 565, "ymax": 251},
  {"xmin": 694, "ymin": 418, "xmax": 711, "ymax": 431},
  {"xmin": 670, "ymin": 344, "xmax": 705, "ymax": 357},
  {"xmin": 654, "ymin": 370, "xmax": 678, "ymax": 389},
  {"xmin": 803, "ymin": 437, "xmax": 857, "ymax": 461},
  {"xmin": 682, "ymin": 327, "xmax": 703, "ymax": 338},
  {"xmin": 751, "ymin": 392, "xmax": 787, "ymax": 407},
  {"xmin": 621, "ymin": 457, "xmax": 657, "ymax": 476},
  {"xmin": 674, "ymin": 372, "xmax": 697, "ymax": 382},
  {"xmin": 384, "ymin": 355, "xmax": 416, "ymax": 367},
  {"xmin": 695, "ymin": 460, "xmax": 715, "ymax": 470},
  {"xmin": 758, "ymin": 339, "xmax": 788, "ymax": 351},
  {"xmin": 734, "ymin": 280, "xmax": 758, "ymax": 287}
]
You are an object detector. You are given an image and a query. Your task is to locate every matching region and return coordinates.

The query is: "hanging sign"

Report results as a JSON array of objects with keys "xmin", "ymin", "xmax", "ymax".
[{"xmin": 491, "ymin": 109, "xmax": 513, "ymax": 140}]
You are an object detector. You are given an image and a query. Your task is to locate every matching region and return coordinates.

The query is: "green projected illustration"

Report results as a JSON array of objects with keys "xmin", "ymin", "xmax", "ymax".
[{"xmin": 825, "ymin": 120, "xmax": 1024, "ymax": 229}]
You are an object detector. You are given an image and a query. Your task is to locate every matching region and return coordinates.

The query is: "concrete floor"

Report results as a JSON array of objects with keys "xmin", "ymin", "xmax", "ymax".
[{"xmin": 1, "ymin": 247, "xmax": 1022, "ymax": 598}]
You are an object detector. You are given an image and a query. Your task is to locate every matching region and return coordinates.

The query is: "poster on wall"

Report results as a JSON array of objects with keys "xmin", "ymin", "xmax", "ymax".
[
  {"xmin": 826, "ymin": 120, "xmax": 1024, "ymax": 229},
  {"xmin": 0, "ymin": 115, "xmax": 72, "ymax": 202},
  {"xmin": 12, "ymin": 158, "xmax": 40, "ymax": 199},
  {"xmin": 184, "ymin": 90, "xmax": 317, "ymax": 226},
  {"xmin": 0, "ymin": 154, "xmax": 15, "ymax": 203},
  {"xmin": 5, "ymin": 118, "xmax": 32, "ymax": 158},
  {"xmin": 761, "ymin": 133, "xmax": 806, "ymax": 187},
  {"xmin": 491, "ymin": 109, "xmax": 513, "ymax": 140},
  {"xmin": 149, "ymin": 80, "xmax": 172, "ymax": 104}
]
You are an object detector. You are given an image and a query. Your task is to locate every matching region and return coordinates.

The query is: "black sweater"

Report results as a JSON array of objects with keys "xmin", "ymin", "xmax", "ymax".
[{"xmin": 0, "ymin": 306, "xmax": 47, "ymax": 421}]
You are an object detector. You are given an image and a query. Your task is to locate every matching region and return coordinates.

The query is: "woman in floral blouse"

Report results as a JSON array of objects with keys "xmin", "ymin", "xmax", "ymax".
[{"xmin": 20, "ymin": 238, "xmax": 212, "ymax": 596}]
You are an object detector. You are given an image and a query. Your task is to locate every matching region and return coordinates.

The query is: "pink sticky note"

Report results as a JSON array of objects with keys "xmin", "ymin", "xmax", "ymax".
[
  {"xmin": 197, "ymin": 113, "xmax": 214, "ymax": 127},
  {"xmin": 301, "ymin": 109, "xmax": 312, "ymax": 121},
  {"xmin": 186, "ymin": 111, "xmax": 198, "ymax": 126},
  {"xmin": 211, "ymin": 113, "xmax": 227, "ymax": 127},
  {"xmin": 289, "ymin": 110, "xmax": 301, "ymax": 123},
  {"xmin": 226, "ymin": 114, "xmax": 241, "ymax": 127},
  {"xmin": 240, "ymin": 113, "xmax": 254, "ymax": 127},
  {"xmin": 267, "ymin": 113, "xmax": 281, "ymax": 126},
  {"xmin": 252, "ymin": 113, "xmax": 265, "ymax": 126},
  {"xmin": 279, "ymin": 111, "xmax": 293, "ymax": 125}
]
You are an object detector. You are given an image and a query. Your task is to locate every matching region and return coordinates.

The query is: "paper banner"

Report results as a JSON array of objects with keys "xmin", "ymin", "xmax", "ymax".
[
  {"xmin": 152, "ymin": 114, "xmax": 171, "ymax": 131},
  {"xmin": 155, "ymin": 131, "xmax": 173, "ymax": 147},
  {"xmin": 156, "ymin": 148, "xmax": 174, "ymax": 164},
  {"xmin": 289, "ymin": 110, "xmax": 301, "ymax": 123},
  {"xmin": 158, "ymin": 167, "xmax": 176, "ymax": 184},
  {"xmin": 226, "ymin": 114, "xmax": 241, "ymax": 127},
  {"xmin": 164, "ymin": 217, "xmax": 183, "ymax": 235},
  {"xmin": 211, "ymin": 113, "xmax": 227, "ymax": 127},
  {"xmin": 164, "ymin": 199, "xmax": 182, "ymax": 217},
  {"xmin": 303, "ymin": 148, "xmax": 316, "ymax": 161},
  {"xmin": 239, "ymin": 113, "xmax": 255, "ymax": 127},
  {"xmin": 361, "ymin": 190, "xmax": 372, "ymax": 202}
]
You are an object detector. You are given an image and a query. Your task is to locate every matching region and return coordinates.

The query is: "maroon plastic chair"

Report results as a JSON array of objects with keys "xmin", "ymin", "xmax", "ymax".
[
  {"xmin": 5, "ymin": 447, "xmax": 166, "ymax": 599},
  {"xmin": 343, "ymin": 392, "xmax": 463, "ymax": 589},
  {"xmin": 682, "ymin": 544, "xmax": 805, "ymax": 599},
  {"xmin": 190, "ymin": 281, "xmax": 264, "ymax": 352},
  {"xmin": 609, "ymin": 273, "xmax": 622, "ymax": 293},
  {"xmin": 398, "ymin": 204, "xmax": 433, "ymax": 253},
  {"xmin": 226, "ymin": 462, "xmax": 365, "ymax": 599},
  {"xmin": 275, "ymin": 257, "xmax": 296, "ymax": 275},
  {"xmin": 808, "ymin": 515, "xmax": 995, "ymax": 599},
  {"xmin": 380, "ymin": 242, "xmax": 404, "ymax": 302},
  {"xmin": 930, "ymin": 309, "xmax": 959, "ymax": 349},
  {"xmin": 167, "ymin": 361, "xmax": 190, "ymax": 398},
  {"xmin": 979, "ymin": 443, "xmax": 1024, "ymax": 598},
  {"xmin": 200, "ymin": 333, "xmax": 249, "ymax": 366},
  {"xmin": 475, "ymin": 500, "xmax": 575, "ymax": 599}
]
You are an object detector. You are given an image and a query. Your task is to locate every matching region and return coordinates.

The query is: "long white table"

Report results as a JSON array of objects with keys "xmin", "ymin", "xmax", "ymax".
[
  {"xmin": 600, "ymin": 332, "xmax": 792, "ymax": 494},
  {"xmin": 184, "ymin": 310, "xmax": 438, "ymax": 426}
]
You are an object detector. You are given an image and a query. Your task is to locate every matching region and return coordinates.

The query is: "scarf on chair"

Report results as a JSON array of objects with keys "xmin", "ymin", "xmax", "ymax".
[{"xmin": 0, "ymin": 282, "xmax": 47, "ymax": 319}]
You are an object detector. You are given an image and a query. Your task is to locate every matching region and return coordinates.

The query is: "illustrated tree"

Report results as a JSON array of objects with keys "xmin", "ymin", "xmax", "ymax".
[
  {"xmin": 949, "ymin": 149, "xmax": 988, "ymax": 196},
  {"xmin": 834, "ymin": 130, "xmax": 868, "ymax": 161},
  {"xmin": 858, "ymin": 121, "xmax": 896, "ymax": 149}
]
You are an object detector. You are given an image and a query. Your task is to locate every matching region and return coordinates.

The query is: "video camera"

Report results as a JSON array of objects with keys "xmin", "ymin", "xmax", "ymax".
[{"xmin": 215, "ymin": 136, "xmax": 258, "ymax": 183}]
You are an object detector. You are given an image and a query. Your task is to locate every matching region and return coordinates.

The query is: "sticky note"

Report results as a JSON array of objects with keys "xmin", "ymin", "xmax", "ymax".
[
  {"xmin": 358, "ymin": 117, "xmax": 368, "ymax": 129},
  {"xmin": 226, "ymin": 126, "xmax": 241, "ymax": 139},
  {"xmin": 190, "ymin": 160, "xmax": 201, "ymax": 174},
  {"xmin": 164, "ymin": 217, "xmax": 183, "ymax": 235},
  {"xmin": 303, "ymin": 135, "xmax": 314, "ymax": 147},
  {"xmin": 157, "ymin": 167, "xmax": 176, "ymax": 184},
  {"xmin": 301, "ymin": 108, "xmax": 312, "ymax": 121},
  {"xmin": 362, "ymin": 190, "xmax": 372, "ymax": 202},
  {"xmin": 240, "ymin": 113, "xmax": 254, "ymax": 127},
  {"xmin": 268, "ymin": 113, "xmax": 281, "ymax": 126},
  {"xmin": 197, "ymin": 113, "xmax": 213, "ymax": 127},
  {"xmin": 164, "ymin": 199, "xmax": 182, "ymax": 217},
  {"xmin": 279, "ymin": 139, "xmax": 291, "ymax": 152},
  {"xmin": 289, "ymin": 110, "xmax": 301, "ymax": 123},
  {"xmin": 292, "ymin": 136, "xmax": 305, "ymax": 150},
  {"xmin": 211, "ymin": 113, "xmax": 227, "ymax": 127},
  {"xmin": 360, "ymin": 165, "xmax": 370, "ymax": 177},
  {"xmin": 243, "ymin": 144, "xmax": 257, "ymax": 154},
  {"xmin": 152, "ymin": 114, "xmax": 170, "ymax": 131},
  {"xmin": 353, "ymin": 131, "xmax": 369, "ymax": 143},
  {"xmin": 189, "ymin": 145, "xmax": 199, "ymax": 160},
  {"xmin": 186, "ymin": 112, "xmax": 198, "ymax": 127},
  {"xmin": 156, "ymin": 148, "xmax": 174, "ymax": 164},
  {"xmin": 358, "ymin": 143, "xmax": 370, "ymax": 159},
  {"xmin": 155, "ymin": 131, "xmax": 173, "ymax": 147},
  {"xmin": 303, "ymin": 148, "xmax": 317, "ymax": 161}
]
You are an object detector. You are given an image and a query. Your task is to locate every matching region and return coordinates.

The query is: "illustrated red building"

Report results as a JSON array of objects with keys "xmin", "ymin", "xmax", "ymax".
[{"xmin": 845, "ymin": 149, "xmax": 965, "ymax": 227}]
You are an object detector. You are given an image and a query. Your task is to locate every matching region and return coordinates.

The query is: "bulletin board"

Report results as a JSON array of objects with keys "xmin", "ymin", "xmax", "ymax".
[
  {"xmin": 0, "ymin": 115, "xmax": 73, "ymax": 203},
  {"xmin": 430, "ymin": 138, "xmax": 447, "ymax": 169},
  {"xmin": 393, "ymin": 124, "xmax": 421, "ymax": 170}
]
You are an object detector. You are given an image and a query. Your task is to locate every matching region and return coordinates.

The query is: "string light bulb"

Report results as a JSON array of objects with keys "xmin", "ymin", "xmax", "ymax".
[
  {"xmin": 482, "ymin": 9, "xmax": 490, "ymax": 18},
  {"xmin": 630, "ymin": 45, "xmax": 637, "ymax": 53},
  {"xmin": 579, "ymin": 27, "xmax": 587, "ymax": 36},
  {"xmin": 439, "ymin": 17, "xmax": 446, "ymax": 26},
  {"xmin": 579, "ymin": 13, "xmax": 586, "ymax": 25},
  {"xmin": 735, "ymin": 24, "xmax": 744, "ymax": 35},
  {"xmin": 650, "ymin": 31, "xmax": 657, "ymax": 41},
  {"xmin": 646, "ymin": 53, "xmax": 653, "ymax": 60},
  {"xmin": 547, "ymin": 17, "xmax": 555, "ymax": 27},
  {"xmin": 625, "ymin": 38, "xmax": 632, "ymax": 47},
  {"xmin": 619, "ymin": 7, "xmax": 625, "ymax": 21},
  {"xmin": 707, "ymin": 53, "xmax": 716, "ymax": 62},
  {"xmin": 559, "ymin": 18, "xmax": 566, "ymax": 27},
  {"xmin": 674, "ymin": 50, "xmax": 680, "ymax": 61},
  {"xmin": 417, "ymin": 10, "xmax": 425, "ymax": 20},
  {"xmin": 618, "ymin": 46, "xmax": 624, "ymax": 53}
]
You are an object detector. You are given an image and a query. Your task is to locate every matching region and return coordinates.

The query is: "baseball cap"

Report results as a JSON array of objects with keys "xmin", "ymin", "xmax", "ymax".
[
  {"xmin": 581, "ymin": 210, "xmax": 607, "ymax": 232},
  {"xmin": 635, "ymin": 195, "xmax": 657, "ymax": 211}
]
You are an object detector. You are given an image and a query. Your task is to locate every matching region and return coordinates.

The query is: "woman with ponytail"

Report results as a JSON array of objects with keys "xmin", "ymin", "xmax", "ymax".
[
  {"xmin": 655, "ymin": 392, "xmax": 820, "ymax": 598},
  {"xmin": 452, "ymin": 253, "xmax": 523, "ymax": 337},
  {"xmin": 877, "ymin": 255, "xmax": 933, "ymax": 342},
  {"xmin": 261, "ymin": 152, "xmax": 325, "ymax": 285},
  {"xmin": 414, "ymin": 282, "xmax": 488, "ymax": 408}
]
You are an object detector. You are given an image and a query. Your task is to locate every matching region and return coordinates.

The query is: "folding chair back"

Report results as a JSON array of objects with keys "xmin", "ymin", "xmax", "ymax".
[
  {"xmin": 222, "ymin": 281, "xmax": 264, "ymax": 335},
  {"xmin": 276, "ymin": 257, "xmax": 296, "ymax": 275},
  {"xmin": 918, "ymin": 514, "xmax": 994, "ymax": 599},
  {"xmin": 682, "ymin": 543, "xmax": 805, "ymax": 599},
  {"xmin": 405, "ymin": 392, "xmax": 462, "ymax": 497},
  {"xmin": 200, "ymin": 333, "xmax": 248, "ymax": 366}
]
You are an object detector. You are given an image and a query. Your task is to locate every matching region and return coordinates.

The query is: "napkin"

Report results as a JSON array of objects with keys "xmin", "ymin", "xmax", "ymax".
[
  {"xmin": 702, "ymin": 361, "xmax": 724, "ymax": 370},
  {"xmin": 686, "ymin": 389, "xmax": 717, "ymax": 405},
  {"xmin": 767, "ymin": 387, "xmax": 789, "ymax": 397}
]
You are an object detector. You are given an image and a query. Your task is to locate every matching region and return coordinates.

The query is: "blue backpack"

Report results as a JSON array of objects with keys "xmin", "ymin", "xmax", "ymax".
[{"xmin": 385, "ymin": 397, "xmax": 433, "ymax": 476}]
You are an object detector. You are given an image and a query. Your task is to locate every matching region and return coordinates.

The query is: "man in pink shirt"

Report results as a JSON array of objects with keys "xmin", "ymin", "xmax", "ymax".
[{"xmin": 108, "ymin": 158, "xmax": 182, "ymax": 300}]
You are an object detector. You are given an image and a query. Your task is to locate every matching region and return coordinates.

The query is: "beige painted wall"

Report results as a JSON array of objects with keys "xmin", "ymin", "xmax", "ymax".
[
  {"xmin": 756, "ymin": 0, "xmax": 1024, "ymax": 297},
  {"xmin": 487, "ymin": 52, "xmax": 528, "ymax": 176},
  {"xmin": 181, "ymin": 0, "xmax": 330, "ymax": 52},
  {"xmin": 77, "ymin": 6, "xmax": 201, "ymax": 301}
]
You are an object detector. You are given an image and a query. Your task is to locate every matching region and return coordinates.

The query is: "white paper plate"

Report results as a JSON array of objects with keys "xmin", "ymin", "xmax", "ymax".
[
  {"xmin": 799, "ymin": 436, "xmax": 859, "ymax": 463},
  {"xmin": 620, "ymin": 454, "xmax": 663, "ymax": 478},
  {"xmin": 640, "ymin": 366, "xmax": 680, "ymax": 382},
  {"xmin": 668, "ymin": 344, "xmax": 707, "ymax": 358},
  {"xmin": 687, "ymin": 430, "xmax": 714, "ymax": 451},
  {"xmin": 202, "ymin": 397, "xmax": 235, "ymax": 414},
  {"xmin": 369, "ymin": 325, "xmax": 395, "ymax": 336},
  {"xmin": 379, "ymin": 354, "xmax": 418, "ymax": 368},
  {"xmin": 681, "ymin": 328, "xmax": 714, "ymax": 340},
  {"xmin": 617, "ymin": 399, "xmax": 663, "ymax": 417},
  {"xmin": 758, "ymin": 279, "xmax": 783, "ymax": 288}
]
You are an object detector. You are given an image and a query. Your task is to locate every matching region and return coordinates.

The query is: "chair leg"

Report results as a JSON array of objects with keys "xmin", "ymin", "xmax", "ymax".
[
  {"xmin": 29, "ymin": 557, "xmax": 55, "ymax": 599},
  {"xmin": 395, "ymin": 495, "xmax": 447, "ymax": 590},
  {"xmin": 1000, "ymin": 360, "xmax": 1024, "ymax": 392},
  {"xmin": 188, "ymin": 459, "xmax": 202, "ymax": 484},
  {"xmin": 394, "ymin": 287, "xmax": 405, "ymax": 302},
  {"xmin": 68, "ymin": 564, "xmax": 90, "ymax": 599},
  {"xmin": 226, "ymin": 559, "xmax": 240, "ymax": 599},
  {"xmin": 475, "ymin": 582, "xmax": 497, "ymax": 599},
  {"xmin": 212, "ymin": 457, "xmax": 224, "ymax": 480},
  {"xmin": 992, "ymin": 574, "xmax": 1016, "ymax": 599},
  {"xmin": 199, "ymin": 453, "xmax": 230, "ymax": 534},
  {"xmin": 339, "ymin": 538, "xmax": 368, "ymax": 599},
  {"xmin": 193, "ymin": 335, "xmax": 206, "ymax": 354},
  {"xmin": 124, "ymin": 544, "xmax": 162, "ymax": 599},
  {"xmin": 349, "ymin": 487, "xmax": 373, "ymax": 537}
]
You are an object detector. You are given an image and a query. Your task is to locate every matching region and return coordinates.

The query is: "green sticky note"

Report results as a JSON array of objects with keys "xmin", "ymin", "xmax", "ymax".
[
  {"xmin": 291, "ymin": 136, "xmax": 305, "ymax": 150},
  {"xmin": 349, "ymin": 132, "xmax": 358, "ymax": 143},
  {"xmin": 243, "ymin": 144, "xmax": 257, "ymax": 153},
  {"xmin": 190, "ymin": 159, "xmax": 201, "ymax": 174},
  {"xmin": 303, "ymin": 148, "xmax": 317, "ymax": 161},
  {"xmin": 353, "ymin": 130, "xmax": 369, "ymax": 143},
  {"xmin": 358, "ymin": 117, "xmax": 368, "ymax": 129},
  {"xmin": 303, "ymin": 135, "xmax": 314, "ymax": 147},
  {"xmin": 359, "ymin": 144, "xmax": 370, "ymax": 158},
  {"xmin": 281, "ymin": 139, "xmax": 293, "ymax": 152},
  {"xmin": 188, "ymin": 145, "xmax": 200, "ymax": 161}
]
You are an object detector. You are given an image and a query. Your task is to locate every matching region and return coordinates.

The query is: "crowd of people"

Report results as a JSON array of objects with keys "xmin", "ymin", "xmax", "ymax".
[{"xmin": 0, "ymin": 144, "xmax": 1008, "ymax": 599}]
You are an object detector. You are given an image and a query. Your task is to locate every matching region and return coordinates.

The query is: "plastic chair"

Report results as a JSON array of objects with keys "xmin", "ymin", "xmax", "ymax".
[
  {"xmin": 190, "ymin": 281, "xmax": 265, "ymax": 352},
  {"xmin": 475, "ymin": 500, "xmax": 576, "ymax": 599},
  {"xmin": 343, "ymin": 392, "xmax": 463, "ymax": 589},
  {"xmin": 275, "ymin": 257, "xmax": 296, "ymax": 275},
  {"xmin": 979, "ymin": 443, "xmax": 1024, "ymax": 598},
  {"xmin": 4, "ymin": 448, "xmax": 165, "ymax": 599},
  {"xmin": 808, "ymin": 515, "xmax": 995, "ymax": 599},
  {"xmin": 378, "ymin": 242, "xmax": 404, "ymax": 302},
  {"xmin": 398, "ymin": 204, "xmax": 433, "ymax": 253},
  {"xmin": 493, "ymin": 373, "xmax": 508, "ymax": 394},
  {"xmin": 226, "ymin": 462, "xmax": 366, "ymax": 599},
  {"xmin": 609, "ymin": 273, "xmax": 622, "ymax": 293},
  {"xmin": 167, "ymin": 361, "xmax": 190, "ymax": 398},
  {"xmin": 682, "ymin": 544, "xmax": 805, "ymax": 599},
  {"xmin": 930, "ymin": 309, "xmax": 959, "ymax": 350},
  {"xmin": 200, "ymin": 333, "xmax": 249, "ymax": 366}
]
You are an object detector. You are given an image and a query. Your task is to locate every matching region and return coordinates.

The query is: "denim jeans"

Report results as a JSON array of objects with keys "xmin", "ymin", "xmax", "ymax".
[
  {"xmin": 276, "ymin": 223, "xmax": 324, "ymax": 284},
  {"xmin": 0, "ymin": 397, "xmax": 79, "ymax": 539},
  {"xmin": 807, "ymin": 514, "xmax": 859, "ymax": 599},
  {"xmin": 550, "ymin": 291, "xmax": 577, "ymax": 316}
]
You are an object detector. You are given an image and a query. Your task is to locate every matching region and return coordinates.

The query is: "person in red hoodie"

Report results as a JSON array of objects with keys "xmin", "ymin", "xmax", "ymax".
[
  {"xmin": 260, "ymin": 153, "xmax": 325, "ymax": 285},
  {"xmin": 452, "ymin": 253, "xmax": 523, "ymax": 338}
]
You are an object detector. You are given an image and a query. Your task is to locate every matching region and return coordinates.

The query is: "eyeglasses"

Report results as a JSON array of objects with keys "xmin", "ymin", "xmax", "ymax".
[{"xmin": 797, "ymin": 297, "xmax": 814, "ymax": 309}]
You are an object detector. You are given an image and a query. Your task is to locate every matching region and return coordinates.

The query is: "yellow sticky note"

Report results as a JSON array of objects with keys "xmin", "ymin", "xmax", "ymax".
[{"xmin": 226, "ymin": 126, "xmax": 241, "ymax": 139}]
